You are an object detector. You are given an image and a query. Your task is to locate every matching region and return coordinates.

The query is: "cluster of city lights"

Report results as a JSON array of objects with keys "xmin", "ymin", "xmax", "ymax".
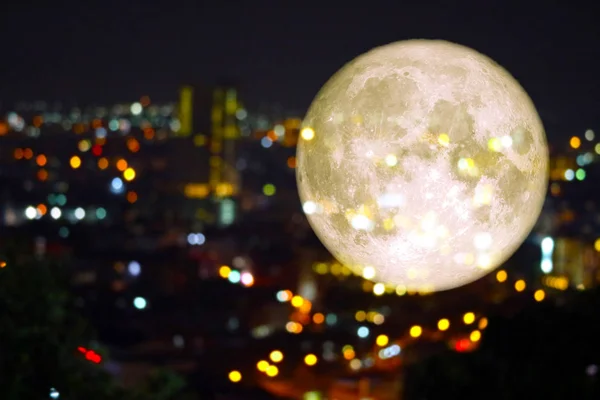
[
  {"xmin": 224, "ymin": 255, "xmax": 562, "ymax": 384},
  {"xmin": 218, "ymin": 265, "xmax": 255, "ymax": 287}
]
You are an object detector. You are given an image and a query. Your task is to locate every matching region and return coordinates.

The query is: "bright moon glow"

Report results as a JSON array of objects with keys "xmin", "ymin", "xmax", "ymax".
[{"xmin": 297, "ymin": 40, "xmax": 548, "ymax": 292}]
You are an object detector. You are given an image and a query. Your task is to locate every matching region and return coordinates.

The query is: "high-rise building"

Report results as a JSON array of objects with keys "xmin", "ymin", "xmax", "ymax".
[{"xmin": 209, "ymin": 86, "xmax": 242, "ymax": 226}]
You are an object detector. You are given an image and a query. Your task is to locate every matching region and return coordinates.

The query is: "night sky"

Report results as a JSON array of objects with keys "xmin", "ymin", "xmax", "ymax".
[{"xmin": 2, "ymin": 1, "xmax": 598, "ymax": 141}]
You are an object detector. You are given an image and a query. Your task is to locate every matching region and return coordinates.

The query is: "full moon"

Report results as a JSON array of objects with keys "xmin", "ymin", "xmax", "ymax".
[{"xmin": 297, "ymin": 40, "xmax": 548, "ymax": 292}]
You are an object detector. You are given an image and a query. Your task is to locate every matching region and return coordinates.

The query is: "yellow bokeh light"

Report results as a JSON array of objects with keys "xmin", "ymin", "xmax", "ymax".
[
  {"xmin": 270, "ymin": 350, "xmax": 283, "ymax": 363},
  {"xmin": 218, "ymin": 265, "xmax": 231, "ymax": 278},
  {"xmin": 375, "ymin": 334, "xmax": 389, "ymax": 347},
  {"xmin": 438, "ymin": 133, "xmax": 450, "ymax": 146},
  {"xmin": 437, "ymin": 318, "xmax": 450, "ymax": 331},
  {"xmin": 123, "ymin": 167, "xmax": 136, "ymax": 181},
  {"xmin": 373, "ymin": 283, "xmax": 385, "ymax": 296},
  {"xmin": 355, "ymin": 310, "xmax": 366, "ymax": 322},
  {"xmin": 343, "ymin": 348, "xmax": 355, "ymax": 360},
  {"xmin": 257, "ymin": 360, "xmax": 269, "ymax": 372},
  {"xmin": 534, "ymin": 289, "xmax": 545, "ymax": 302},
  {"xmin": 570, "ymin": 136, "xmax": 581, "ymax": 149},
  {"xmin": 470, "ymin": 330, "xmax": 481, "ymax": 342},
  {"xmin": 463, "ymin": 312, "xmax": 475, "ymax": 325},
  {"xmin": 304, "ymin": 354, "xmax": 317, "ymax": 366},
  {"xmin": 515, "ymin": 279, "xmax": 526, "ymax": 292},
  {"xmin": 496, "ymin": 269, "xmax": 507, "ymax": 282},
  {"xmin": 384, "ymin": 154, "xmax": 397, "ymax": 166},
  {"xmin": 372, "ymin": 313, "xmax": 385, "ymax": 325},
  {"xmin": 301, "ymin": 127, "xmax": 315, "ymax": 141},
  {"xmin": 487, "ymin": 137, "xmax": 502, "ymax": 152},
  {"xmin": 70, "ymin": 155, "xmax": 82, "ymax": 169},
  {"xmin": 594, "ymin": 238, "xmax": 600, "ymax": 252},
  {"xmin": 349, "ymin": 358, "xmax": 362, "ymax": 371},
  {"xmin": 409, "ymin": 325, "xmax": 422, "ymax": 338},
  {"xmin": 265, "ymin": 365, "xmax": 278, "ymax": 377},
  {"xmin": 291, "ymin": 295, "xmax": 304, "ymax": 308},
  {"xmin": 362, "ymin": 266, "xmax": 376, "ymax": 280},
  {"xmin": 228, "ymin": 370, "xmax": 241, "ymax": 383}
]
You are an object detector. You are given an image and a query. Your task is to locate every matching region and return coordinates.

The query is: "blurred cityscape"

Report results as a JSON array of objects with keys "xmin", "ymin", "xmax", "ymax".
[{"xmin": 1, "ymin": 83, "xmax": 600, "ymax": 399}]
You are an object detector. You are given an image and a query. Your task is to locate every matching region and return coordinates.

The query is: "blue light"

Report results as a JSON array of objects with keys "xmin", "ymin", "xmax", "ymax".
[
  {"xmin": 128, "ymin": 261, "xmax": 141, "ymax": 276},
  {"xmin": 228, "ymin": 270, "xmax": 241, "ymax": 284},
  {"xmin": 110, "ymin": 177, "xmax": 124, "ymax": 194},
  {"xmin": 95, "ymin": 127, "xmax": 107, "ymax": 138},
  {"xmin": 357, "ymin": 326, "xmax": 370, "ymax": 338},
  {"xmin": 260, "ymin": 136, "xmax": 273, "ymax": 148}
]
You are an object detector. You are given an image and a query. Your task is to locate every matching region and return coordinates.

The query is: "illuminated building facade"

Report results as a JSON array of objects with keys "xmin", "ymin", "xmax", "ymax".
[{"xmin": 209, "ymin": 86, "xmax": 241, "ymax": 226}]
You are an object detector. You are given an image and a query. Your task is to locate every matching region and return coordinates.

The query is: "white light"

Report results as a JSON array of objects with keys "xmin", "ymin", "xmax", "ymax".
[
  {"xmin": 274, "ymin": 124, "xmax": 285, "ymax": 137},
  {"xmin": 379, "ymin": 344, "xmax": 401, "ymax": 359},
  {"xmin": 541, "ymin": 258, "xmax": 553, "ymax": 273},
  {"xmin": 541, "ymin": 237, "xmax": 554, "ymax": 255},
  {"xmin": 302, "ymin": 201, "xmax": 318, "ymax": 215},
  {"xmin": 357, "ymin": 326, "xmax": 370, "ymax": 338},
  {"xmin": 128, "ymin": 261, "xmax": 141, "ymax": 276},
  {"xmin": 74, "ymin": 207, "xmax": 85, "ymax": 220},
  {"xmin": 501, "ymin": 135, "xmax": 513, "ymax": 147},
  {"xmin": 130, "ymin": 102, "xmax": 143, "ymax": 115},
  {"xmin": 50, "ymin": 207, "xmax": 61, "ymax": 220},
  {"xmin": 585, "ymin": 129, "xmax": 595, "ymax": 141},
  {"xmin": 133, "ymin": 297, "xmax": 147, "ymax": 309},
  {"xmin": 49, "ymin": 388, "xmax": 60, "ymax": 399},
  {"xmin": 373, "ymin": 283, "xmax": 385, "ymax": 295},
  {"xmin": 384, "ymin": 154, "xmax": 398, "ymax": 166},
  {"xmin": 377, "ymin": 193, "xmax": 404, "ymax": 208},
  {"xmin": 363, "ymin": 266, "xmax": 376, "ymax": 279},
  {"xmin": 25, "ymin": 206, "xmax": 37, "ymax": 220},
  {"xmin": 276, "ymin": 291, "xmax": 288, "ymax": 302},
  {"xmin": 565, "ymin": 169, "xmax": 575, "ymax": 181},
  {"xmin": 473, "ymin": 232, "xmax": 492, "ymax": 250},
  {"xmin": 351, "ymin": 214, "xmax": 374, "ymax": 231},
  {"xmin": 241, "ymin": 272, "xmax": 254, "ymax": 286},
  {"xmin": 187, "ymin": 233, "xmax": 205, "ymax": 245}
]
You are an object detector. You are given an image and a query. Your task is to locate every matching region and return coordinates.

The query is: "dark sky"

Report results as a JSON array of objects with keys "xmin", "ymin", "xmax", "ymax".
[{"xmin": 2, "ymin": 1, "xmax": 598, "ymax": 140}]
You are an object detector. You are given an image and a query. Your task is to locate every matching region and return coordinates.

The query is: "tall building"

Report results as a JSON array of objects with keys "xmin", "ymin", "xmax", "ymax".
[{"xmin": 209, "ymin": 85, "xmax": 241, "ymax": 226}]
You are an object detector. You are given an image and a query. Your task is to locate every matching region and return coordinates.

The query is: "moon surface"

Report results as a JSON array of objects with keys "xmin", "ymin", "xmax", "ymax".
[{"xmin": 296, "ymin": 40, "xmax": 548, "ymax": 292}]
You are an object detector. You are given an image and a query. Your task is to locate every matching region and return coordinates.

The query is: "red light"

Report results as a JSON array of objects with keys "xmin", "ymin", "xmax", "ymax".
[
  {"xmin": 85, "ymin": 350, "xmax": 102, "ymax": 363},
  {"xmin": 91, "ymin": 145, "xmax": 102, "ymax": 156},
  {"xmin": 78, "ymin": 347, "xmax": 102, "ymax": 363},
  {"xmin": 455, "ymin": 339, "xmax": 471, "ymax": 352}
]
